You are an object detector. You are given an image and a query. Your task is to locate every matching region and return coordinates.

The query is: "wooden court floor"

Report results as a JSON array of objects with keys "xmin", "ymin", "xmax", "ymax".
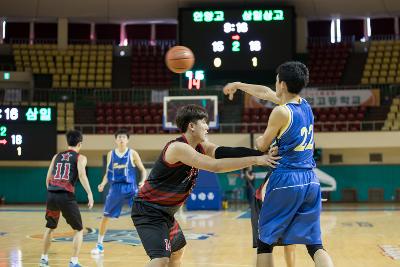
[{"xmin": 0, "ymin": 203, "xmax": 400, "ymax": 267}]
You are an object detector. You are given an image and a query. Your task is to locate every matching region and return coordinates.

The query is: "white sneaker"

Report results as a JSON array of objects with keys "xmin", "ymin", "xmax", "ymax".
[
  {"xmin": 39, "ymin": 258, "xmax": 49, "ymax": 267},
  {"xmin": 91, "ymin": 243, "xmax": 104, "ymax": 255}
]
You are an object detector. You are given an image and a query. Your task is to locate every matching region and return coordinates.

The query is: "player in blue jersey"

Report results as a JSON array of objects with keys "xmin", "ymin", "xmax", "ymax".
[
  {"xmin": 224, "ymin": 61, "xmax": 334, "ymax": 267},
  {"xmin": 91, "ymin": 129, "xmax": 147, "ymax": 255}
]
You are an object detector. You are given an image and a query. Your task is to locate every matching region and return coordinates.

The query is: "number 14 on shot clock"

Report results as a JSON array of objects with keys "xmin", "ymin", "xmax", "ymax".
[{"xmin": 185, "ymin": 70, "xmax": 205, "ymax": 90}]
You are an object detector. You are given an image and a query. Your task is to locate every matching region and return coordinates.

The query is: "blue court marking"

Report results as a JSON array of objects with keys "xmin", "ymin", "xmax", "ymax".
[{"xmin": 237, "ymin": 210, "xmax": 251, "ymax": 219}]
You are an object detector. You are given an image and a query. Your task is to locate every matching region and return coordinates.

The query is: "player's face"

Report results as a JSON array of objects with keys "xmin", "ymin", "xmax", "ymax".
[
  {"xmin": 115, "ymin": 134, "xmax": 129, "ymax": 147},
  {"xmin": 192, "ymin": 118, "xmax": 209, "ymax": 142}
]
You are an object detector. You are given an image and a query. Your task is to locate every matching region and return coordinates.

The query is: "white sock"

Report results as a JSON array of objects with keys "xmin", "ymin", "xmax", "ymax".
[
  {"xmin": 41, "ymin": 254, "xmax": 48, "ymax": 261},
  {"xmin": 98, "ymin": 235, "xmax": 104, "ymax": 244},
  {"xmin": 70, "ymin": 257, "xmax": 78, "ymax": 264}
]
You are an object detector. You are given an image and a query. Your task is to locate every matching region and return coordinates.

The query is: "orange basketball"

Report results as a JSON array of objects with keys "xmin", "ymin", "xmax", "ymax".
[{"xmin": 165, "ymin": 46, "xmax": 195, "ymax": 73}]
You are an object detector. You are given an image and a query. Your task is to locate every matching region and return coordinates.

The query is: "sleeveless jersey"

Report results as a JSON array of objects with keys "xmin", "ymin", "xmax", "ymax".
[
  {"xmin": 137, "ymin": 135, "xmax": 205, "ymax": 216},
  {"xmin": 275, "ymin": 98, "xmax": 316, "ymax": 170},
  {"xmin": 107, "ymin": 148, "xmax": 137, "ymax": 184},
  {"xmin": 48, "ymin": 150, "xmax": 80, "ymax": 193}
]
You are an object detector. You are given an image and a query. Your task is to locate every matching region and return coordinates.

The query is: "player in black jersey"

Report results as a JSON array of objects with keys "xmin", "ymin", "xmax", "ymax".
[
  {"xmin": 39, "ymin": 130, "xmax": 94, "ymax": 267},
  {"xmin": 131, "ymin": 105, "xmax": 281, "ymax": 267},
  {"xmin": 250, "ymin": 167, "xmax": 296, "ymax": 267}
]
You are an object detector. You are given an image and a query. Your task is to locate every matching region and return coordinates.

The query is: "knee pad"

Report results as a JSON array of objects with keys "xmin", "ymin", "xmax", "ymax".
[
  {"xmin": 306, "ymin": 244, "xmax": 324, "ymax": 259},
  {"xmin": 257, "ymin": 239, "xmax": 274, "ymax": 254}
]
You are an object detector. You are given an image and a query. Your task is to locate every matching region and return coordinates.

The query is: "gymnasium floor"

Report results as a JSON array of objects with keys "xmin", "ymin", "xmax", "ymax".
[{"xmin": 1, "ymin": 203, "xmax": 400, "ymax": 267}]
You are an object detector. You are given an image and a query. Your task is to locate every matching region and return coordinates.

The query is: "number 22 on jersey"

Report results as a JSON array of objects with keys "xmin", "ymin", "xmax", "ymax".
[{"xmin": 294, "ymin": 125, "xmax": 314, "ymax": 151}]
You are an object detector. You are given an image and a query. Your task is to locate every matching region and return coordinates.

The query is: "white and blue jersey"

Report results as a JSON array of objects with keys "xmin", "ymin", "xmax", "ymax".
[
  {"xmin": 258, "ymin": 98, "xmax": 322, "ymax": 245},
  {"xmin": 104, "ymin": 149, "xmax": 139, "ymax": 218},
  {"xmin": 107, "ymin": 149, "xmax": 138, "ymax": 184}
]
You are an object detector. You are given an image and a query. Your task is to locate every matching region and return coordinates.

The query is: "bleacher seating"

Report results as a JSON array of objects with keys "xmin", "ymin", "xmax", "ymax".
[
  {"xmin": 361, "ymin": 40, "xmax": 400, "ymax": 85},
  {"xmin": 95, "ymin": 102, "xmax": 165, "ymax": 134},
  {"xmin": 382, "ymin": 97, "xmax": 400, "ymax": 130},
  {"xmin": 12, "ymin": 44, "xmax": 113, "ymax": 89},
  {"xmin": 308, "ymin": 43, "xmax": 351, "ymax": 86},
  {"xmin": 131, "ymin": 44, "xmax": 174, "ymax": 87},
  {"xmin": 242, "ymin": 106, "xmax": 366, "ymax": 132}
]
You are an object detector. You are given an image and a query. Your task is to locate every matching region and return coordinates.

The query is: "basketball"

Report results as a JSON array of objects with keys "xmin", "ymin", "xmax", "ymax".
[{"xmin": 165, "ymin": 46, "xmax": 195, "ymax": 73}]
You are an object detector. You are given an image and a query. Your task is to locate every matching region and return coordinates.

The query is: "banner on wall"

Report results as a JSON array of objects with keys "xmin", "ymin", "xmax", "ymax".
[{"xmin": 244, "ymin": 89, "xmax": 381, "ymax": 108}]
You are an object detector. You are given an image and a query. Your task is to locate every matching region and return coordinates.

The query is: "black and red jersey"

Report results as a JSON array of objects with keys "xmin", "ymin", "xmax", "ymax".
[
  {"xmin": 48, "ymin": 150, "xmax": 80, "ymax": 193},
  {"xmin": 137, "ymin": 135, "xmax": 205, "ymax": 216}
]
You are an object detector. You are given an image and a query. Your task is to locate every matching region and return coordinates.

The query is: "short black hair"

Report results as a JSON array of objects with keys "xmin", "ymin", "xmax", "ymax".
[
  {"xmin": 66, "ymin": 130, "xmax": 83, "ymax": 147},
  {"xmin": 115, "ymin": 128, "xmax": 130, "ymax": 139},
  {"xmin": 276, "ymin": 61, "xmax": 309, "ymax": 94},
  {"xmin": 175, "ymin": 104, "xmax": 209, "ymax": 133}
]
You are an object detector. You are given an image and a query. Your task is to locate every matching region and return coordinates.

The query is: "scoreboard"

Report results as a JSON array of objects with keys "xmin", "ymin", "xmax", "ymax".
[
  {"xmin": 179, "ymin": 7, "xmax": 294, "ymax": 72},
  {"xmin": 0, "ymin": 106, "xmax": 56, "ymax": 160}
]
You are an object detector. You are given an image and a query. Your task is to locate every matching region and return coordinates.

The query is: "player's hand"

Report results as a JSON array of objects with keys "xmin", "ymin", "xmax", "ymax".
[
  {"xmin": 256, "ymin": 154, "xmax": 281, "ymax": 168},
  {"xmin": 223, "ymin": 82, "xmax": 239, "ymax": 100},
  {"xmin": 87, "ymin": 194, "xmax": 94, "ymax": 209},
  {"xmin": 98, "ymin": 183, "xmax": 105, "ymax": 192},
  {"xmin": 268, "ymin": 146, "xmax": 279, "ymax": 156}
]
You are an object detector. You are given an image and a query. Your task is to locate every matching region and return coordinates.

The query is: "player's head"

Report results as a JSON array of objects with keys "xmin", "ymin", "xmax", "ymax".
[
  {"xmin": 176, "ymin": 104, "xmax": 209, "ymax": 142},
  {"xmin": 275, "ymin": 61, "xmax": 309, "ymax": 97},
  {"xmin": 114, "ymin": 128, "xmax": 130, "ymax": 148},
  {"xmin": 66, "ymin": 130, "xmax": 83, "ymax": 150}
]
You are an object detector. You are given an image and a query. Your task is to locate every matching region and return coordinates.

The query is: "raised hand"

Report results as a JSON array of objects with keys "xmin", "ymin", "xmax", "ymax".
[{"xmin": 223, "ymin": 82, "xmax": 239, "ymax": 100}]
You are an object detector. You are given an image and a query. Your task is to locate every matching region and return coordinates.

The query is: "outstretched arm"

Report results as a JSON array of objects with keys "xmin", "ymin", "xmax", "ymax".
[
  {"xmin": 223, "ymin": 82, "xmax": 281, "ymax": 104},
  {"xmin": 200, "ymin": 141, "xmax": 264, "ymax": 159},
  {"xmin": 164, "ymin": 142, "xmax": 280, "ymax": 173}
]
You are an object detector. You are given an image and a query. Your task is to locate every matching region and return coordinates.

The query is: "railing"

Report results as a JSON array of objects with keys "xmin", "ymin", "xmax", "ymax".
[
  {"xmin": 1, "ymin": 86, "xmax": 399, "ymax": 105},
  {"xmin": 0, "ymin": 87, "xmax": 227, "ymax": 104},
  {"xmin": 129, "ymin": 39, "xmax": 177, "ymax": 47},
  {"xmin": 369, "ymin": 35, "xmax": 400, "ymax": 41},
  {"xmin": 307, "ymin": 36, "xmax": 356, "ymax": 46},
  {"xmin": 9, "ymin": 38, "xmax": 57, "ymax": 44},
  {"xmin": 74, "ymin": 121, "xmax": 387, "ymax": 134},
  {"xmin": 7, "ymin": 38, "xmax": 116, "ymax": 45}
]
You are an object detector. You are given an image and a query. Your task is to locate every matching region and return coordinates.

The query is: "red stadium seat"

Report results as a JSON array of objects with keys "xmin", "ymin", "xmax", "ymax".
[{"xmin": 133, "ymin": 115, "xmax": 142, "ymax": 124}]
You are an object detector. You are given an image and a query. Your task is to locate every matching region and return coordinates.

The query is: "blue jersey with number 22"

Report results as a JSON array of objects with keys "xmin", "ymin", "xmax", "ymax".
[{"xmin": 275, "ymin": 98, "xmax": 316, "ymax": 170}]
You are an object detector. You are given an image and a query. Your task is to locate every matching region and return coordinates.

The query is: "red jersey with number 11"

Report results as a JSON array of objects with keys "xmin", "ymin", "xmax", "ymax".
[{"xmin": 48, "ymin": 150, "xmax": 79, "ymax": 193}]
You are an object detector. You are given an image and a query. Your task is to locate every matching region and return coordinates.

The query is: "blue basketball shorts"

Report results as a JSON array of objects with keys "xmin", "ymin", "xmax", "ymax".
[
  {"xmin": 258, "ymin": 169, "xmax": 322, "ymax": 245},
  {"xmin": 103, "ymin": 183, "xmax": 138, "ymax": 218}
]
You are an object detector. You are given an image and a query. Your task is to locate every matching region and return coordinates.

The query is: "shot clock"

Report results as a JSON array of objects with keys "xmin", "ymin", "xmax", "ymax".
[
  {"xmin": 179, "ymin": 7, "xmax": 294, "ymax": 71},
  {"xmin": 0, "ymin": 106, "xmax": 56, "ymax": 160}
]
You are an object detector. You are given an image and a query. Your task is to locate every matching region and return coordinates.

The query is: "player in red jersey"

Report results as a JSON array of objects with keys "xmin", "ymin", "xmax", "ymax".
[
  {"xmin": 131, "ymin": 104, "xmax": 280, "ymax": 267},
  {"xmin": 39, "ymin": 130, "xmax": 94, "ymax": 267}
]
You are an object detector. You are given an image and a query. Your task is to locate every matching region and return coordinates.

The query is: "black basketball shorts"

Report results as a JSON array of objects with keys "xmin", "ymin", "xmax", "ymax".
[
  {"xmin": 131, "ymin": 201, "xmax": 186, "ymax": 259},
  {"xmin": 45, "ymin": 191, "xmax": 83, "ymax": 231}
]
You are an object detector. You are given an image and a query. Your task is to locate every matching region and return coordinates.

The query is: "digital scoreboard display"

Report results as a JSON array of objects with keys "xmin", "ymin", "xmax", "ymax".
[
  {"xmin": 0, "ymin": 106, "xmax": 57, "ymax": 160},
  {"xmin": 179, "ymin": 7, "xmax": 294, "ymax": 72}
]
